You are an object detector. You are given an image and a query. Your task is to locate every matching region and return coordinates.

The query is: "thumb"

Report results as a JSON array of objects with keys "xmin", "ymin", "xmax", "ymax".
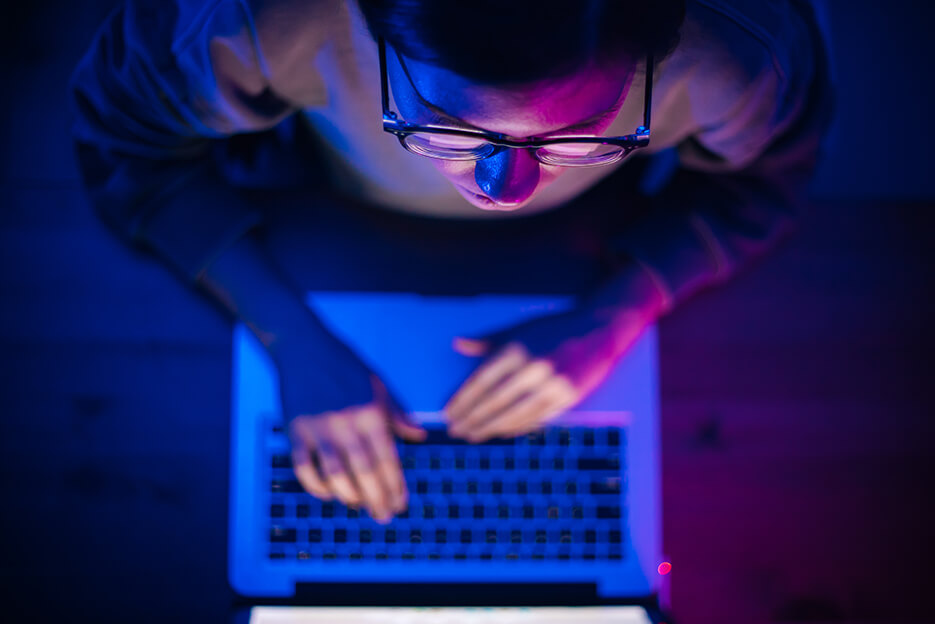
[
  {"xmin": 388, "ymin": 407, "xmax": 427, "ymax": 443},
  {"xmin": 372, "ymin": 375, "xmax": 426, "ymax": 443},
  {"xmin": 452, "ymin": 336, "xmax": 493, "ymax": 357}
]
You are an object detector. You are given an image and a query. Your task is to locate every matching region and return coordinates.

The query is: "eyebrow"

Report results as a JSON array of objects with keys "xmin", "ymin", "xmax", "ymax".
[{"xmin": 394, "ymin": 48, "xmax": 628, "ymax": 138}]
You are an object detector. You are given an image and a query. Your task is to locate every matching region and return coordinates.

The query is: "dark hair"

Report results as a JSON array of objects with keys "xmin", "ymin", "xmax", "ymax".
[{"xmin": 358, "ymin": 0, "xmax": 686, "ymax": 84}]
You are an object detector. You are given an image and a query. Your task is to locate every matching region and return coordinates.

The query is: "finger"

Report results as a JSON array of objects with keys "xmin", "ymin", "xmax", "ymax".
[
  {"xmin": 452, "ymin": 336, "xmax": 492, "ymax": 357},
  {"xmin": 449, "ymin": 359, "xmax": 553, "ymax": 438},
  {"xmin": 374, "ymin": 376, "xmax": 426, "ymax": 443},
  {"xmin": 360, "ymin": 411, "xmax": 408, "ymax": 514},
  {"xmin": 343, "ymin": 435, "xmax": 390, "ymax": 523},
  {"xmin": 388, "ymin": 409, "xmax": 427, "ymax": 442},
  {"xmin": 315, "ymin": 436, "xmax": 363, "ymax": 509},
  {"xmin": 291, "ymin": 444, "xmax": 333, "ymax": 500},
  {"xmin": 445, "ymin": 343, "xmax": 528, "ymax": 420},
  {"xmin": 496, "ymin": 378, "xmax": 578, "ymax": 438},
  {"xmin": 471, "ymin": 383, "xmax": 567, "ymax": 441},
  {"xmin": 329, "ymin": 411, "xmax": 388, "ymax": 520}
]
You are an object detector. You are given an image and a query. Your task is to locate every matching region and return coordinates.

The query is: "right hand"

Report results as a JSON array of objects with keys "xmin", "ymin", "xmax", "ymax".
[{"xmin": 274, "ymin": 332, "xmax": 426, "ymax": 523}]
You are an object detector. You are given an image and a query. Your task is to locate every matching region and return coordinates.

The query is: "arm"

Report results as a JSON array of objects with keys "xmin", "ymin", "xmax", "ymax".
[
  {"xmin": 445, "ymin": 2, "xmax": 834, "ymax": 441},
  {"xmin": 71, "ymin": 0, "xmax": 422, "ymax": 520},
  {"xmin": 591, "ymin": 0, "xmax": 835, "ymax": 326}
]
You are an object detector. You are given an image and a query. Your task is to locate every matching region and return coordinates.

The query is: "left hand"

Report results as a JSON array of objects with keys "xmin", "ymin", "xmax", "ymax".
[{"xmin": 443, "ymin": 303, "xmax": 651, "ymax": 442}]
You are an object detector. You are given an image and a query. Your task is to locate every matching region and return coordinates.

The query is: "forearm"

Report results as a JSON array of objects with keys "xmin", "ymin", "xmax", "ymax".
[{"xmin": 199, "ymin": 232, "xmax": 340, "ymax": 362}]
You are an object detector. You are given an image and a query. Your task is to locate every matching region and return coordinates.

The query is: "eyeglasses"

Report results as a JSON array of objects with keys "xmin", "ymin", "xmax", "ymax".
[{"xmin": 379, "ymin": 38, "xmax": 653, "ymax": 167}]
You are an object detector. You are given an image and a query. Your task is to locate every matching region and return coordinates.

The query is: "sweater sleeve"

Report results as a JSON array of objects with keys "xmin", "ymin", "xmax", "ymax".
[
  {"xmin": 70, "ymin": 0, "xmax": 297, "ymax": 280},
  {"xmin": 610, "ymin": 0, "xmax": 834, "ymax": 310}
]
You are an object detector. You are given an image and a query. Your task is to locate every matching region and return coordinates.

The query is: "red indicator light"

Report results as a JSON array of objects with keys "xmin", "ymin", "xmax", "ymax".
[{"xmin": 657, "ymin": 561, "xmax": 672, "ymax": 575}]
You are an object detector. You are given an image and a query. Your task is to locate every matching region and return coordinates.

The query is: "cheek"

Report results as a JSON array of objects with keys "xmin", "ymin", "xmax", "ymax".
[{"xmin": 430, "ymin": 159, "xmax": 475, "ymax": 184}]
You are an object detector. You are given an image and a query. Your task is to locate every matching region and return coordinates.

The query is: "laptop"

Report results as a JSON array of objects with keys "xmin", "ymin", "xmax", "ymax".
[{"xmin": 229, "ymin": 292, "xmax": 666, "ymax": 622}]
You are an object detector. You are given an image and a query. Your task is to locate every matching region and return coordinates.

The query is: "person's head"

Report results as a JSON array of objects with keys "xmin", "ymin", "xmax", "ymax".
[{"xmin": 359, "ymin": 0, "xmax": 685, "ymax": 211}]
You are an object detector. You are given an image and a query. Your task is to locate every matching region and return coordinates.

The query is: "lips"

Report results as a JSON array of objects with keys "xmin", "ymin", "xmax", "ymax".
[{"xmin": 456, "ymin": 185, "xmax": 526, "ymax": 211}]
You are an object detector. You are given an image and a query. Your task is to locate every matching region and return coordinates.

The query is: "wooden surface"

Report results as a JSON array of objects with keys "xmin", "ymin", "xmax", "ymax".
[{"xmin": 1, "ymin": 2, "xmax": 933, "ymax": 623}]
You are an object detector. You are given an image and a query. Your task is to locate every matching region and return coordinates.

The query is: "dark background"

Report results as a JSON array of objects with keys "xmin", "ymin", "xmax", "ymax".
[{"xmin": 1, "ymin": 1, "xmax": 934, "ymax": 623}]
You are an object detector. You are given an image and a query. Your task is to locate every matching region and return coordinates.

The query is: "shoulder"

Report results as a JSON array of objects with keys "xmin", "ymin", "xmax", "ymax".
[
  {"xmin": 674, "ymin": 0, "xmax": 819, "ymax": 99},
  {"xmin": 657, "ymin": 0, "xmax": 825, "ymax": 168}
]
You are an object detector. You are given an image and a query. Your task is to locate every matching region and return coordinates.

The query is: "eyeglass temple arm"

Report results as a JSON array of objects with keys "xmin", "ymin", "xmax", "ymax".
[
  {"xmin": 378, "ymin": 37, "xmax": 393, "ymax": 117},
  {"xmin": 640, "ymin": 55, "xmax": 654, "ymax": 134}
]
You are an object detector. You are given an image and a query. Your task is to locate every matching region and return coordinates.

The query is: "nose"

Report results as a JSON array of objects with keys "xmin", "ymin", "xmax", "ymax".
[{"xmin": 474, "ymin": 148, "xmax": 540, "ymax": 206}]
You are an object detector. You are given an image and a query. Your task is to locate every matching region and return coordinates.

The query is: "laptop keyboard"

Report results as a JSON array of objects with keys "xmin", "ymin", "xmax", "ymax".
[{"xmin": 266, "ymin": 424, "xmax": 626, "ymax": 562}]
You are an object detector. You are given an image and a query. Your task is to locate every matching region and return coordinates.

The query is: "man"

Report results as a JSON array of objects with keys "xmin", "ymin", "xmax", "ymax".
[{"xmin": 71, "ymin": 0, "xmax": 833, "ymax": 524}]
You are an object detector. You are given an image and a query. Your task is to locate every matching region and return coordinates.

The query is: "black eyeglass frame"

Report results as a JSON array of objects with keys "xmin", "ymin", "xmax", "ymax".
[{"xmin": 378, "ymin": 37, "xmax": 654, "ymax": 166}]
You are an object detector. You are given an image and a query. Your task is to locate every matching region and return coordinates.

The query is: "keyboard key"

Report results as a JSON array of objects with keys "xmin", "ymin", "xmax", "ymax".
[
  {"xmin": 270, "ymin": 504, "xmax": 285, "ymax": 518},
  {"xmin": 516, "ymin": 482, "xmax": 528, "ymax": 495},
  {"xmin": 492, "ymin": 480, "xmax": 503, "ymax": 494},
  {"xmin": 560, "ymin": 529, "xmax": 572, "ymax": 543},
  {"xmin": 448, "ymin": 504, "xmax": 460, "ymax": 519},
  {"xmin": 504, "ymin": 458, "xmax": 515, "ymax": 470},
  {"xmin": 547, "ymin": 506, "xmax": 560, "ymax": 519},
  {"xmin": 559, "ymin": 430, "xmax": 570, "ymax": 446},
  {"xmin": 529, "ymin": 458, "xmax": 540, "ymax": 470},
  {"xmin": 590, "ymin": 479, "xmax": 621, "ymax": 495},
  {"xmin": 442, "ymin": 479, "xmax": 453, "ymax": 494},
  {"xmin": 360, "ymin": 529, "xmax": 372, "ymax": 544},
  {"xmin": 269, "ymin": 527, "xmax": 296, "ymax": 543},
  {"xmin": 473, "ymin": 504, "xmax": 485, "ymax": 519},
  {"xmin": 609, "ymin": 530, "xmax": 622, "ymax": 544},
  {"xmin": 309, "ymin": 529, "xmax": 322, "ymax": 543},
  {"xmin": 416, "ymin": 480, "xmax": 428, "ymax": 494},
  {"xmin": 510, "ymin": 530, "xmax": 522, "ymax": 544},
  {"xmin": 541, "ymin": 482, "xmax": 552, "ymax": 495},
  {"xmin": 269, "ymin": 551, "xmax": 286, "ymax": 560},
  {"xmin": 479, "ymin": 458, "xmax": 490, "ymax": 470},
  {"xmin": 486, "ymin": 529, "xmax": 497, "ymax": 544},
  {"xmin": 585, "ymin": 529, "xmax": 597, "ymax": 543},
  {"xmin": 583, "ymin": 430, "xmax": 595, "ymax": 447},
  {"xmin": 523, "ymin": 505, "xmax": 535, "ymax": 519},
  {"xmin": 607, "ymin": 430, "xmax": 620, "ymax": 447},
  {"xmin": 454, "ymin": 457, "xmax": 466, "ymax": 470},
  {"xmin": 565, "ymin": 481, "xmax": 577, "ymax": 494},
  {"xmin": 597, "ymin": 506, "xmax": 621, "ymax": 519},
  {"xmin": 334, "ymin": 529, "xmax": 347, "ymax": 543},
  {"xmin": 572, "ymin": 507, "xmax": 585, "ymax": 520},
  {"xmin": 409, "ymin": 529, "xmax": 422, "ymax": 544},
  {"xmin": 435, "ymin": 529, "xmax": 447, "ymax": 544},
  {"xmin": 535, "ymin": 529, "xmax": 547, "ymax": 544},
  {"xmin": 423, "ymin": 505, "xmax": 436, "ymax": 519},
  {"xmin": 552, "ymin": 458, "xmax": 565, "ymax": 470},
  {"xmin": 385, "ymin": 529, "xmax": 397, "ymax": 543},
  {"xmin": 460, "ymin": 529, "xmax": 472, "ymax": 544},
  {"xmin": 296, "ymin": 504, "xmax": 310, "ymax": 518},
  {"xmin": 497, "ymin": 504, "xmax": 510, "ymax": 519},
  {"xmin": 270, "ymin": 480, "xmax": 302, "ymax": 494},
  {"xmin": 271, "ymin": 454, "xmax": 291, "ymax": 469},
  {"xmin": 297, "ymin": 550, "xmax": 311, "ymax": 560},
  {"xmin": 321, "ymin": 503, "xmax": 336, "ymax": 518},
  {"xmin": 577, "ymin": 457, "xmax": 619, "ymax": 471}
]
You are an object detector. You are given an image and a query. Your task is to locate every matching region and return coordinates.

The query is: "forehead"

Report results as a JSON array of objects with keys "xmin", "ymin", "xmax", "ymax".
[{"xmin": 400, "ymin": 54, "xmax": 635, "ymax": 137}]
